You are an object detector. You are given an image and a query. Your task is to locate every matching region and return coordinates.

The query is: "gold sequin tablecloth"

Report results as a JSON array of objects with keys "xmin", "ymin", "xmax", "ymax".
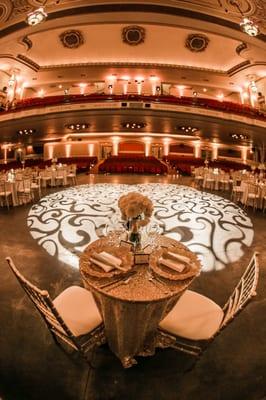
[{"xmin": 80, "ymin": 235, "xmax": 201, "ymax": 368}]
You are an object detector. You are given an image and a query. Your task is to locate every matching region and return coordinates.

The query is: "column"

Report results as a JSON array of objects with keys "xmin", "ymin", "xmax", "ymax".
[
  {"xmin": 211, "ymin": 143, "xmax": 219, "ymax": 160},
  {"xmin": 144, "ymin": 137, "xmax": 151, "ymax": 157},
  {"xmin": 112, "ymin": 137, "xmax": 120, "ymax": 156},
  {"xmin": 241, "ymin": 146, "xmax": 248, "ymax": 164},
  {"xmin": 194, "ymin": 142, "xmax": 201, "ymax": 158},
  {"xmin": 163, "ymin": 138, "xmax": 170, "ymax": 157}
]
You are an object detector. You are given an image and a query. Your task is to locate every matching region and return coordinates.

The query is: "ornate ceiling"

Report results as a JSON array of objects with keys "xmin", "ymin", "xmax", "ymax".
[
  {"xmin": 0, "ymin": 0, "xmax": 265, "ymax": 147},
  {"xmin": 0, "ymin": 0, "xmax": 265, "ymax": 32}
]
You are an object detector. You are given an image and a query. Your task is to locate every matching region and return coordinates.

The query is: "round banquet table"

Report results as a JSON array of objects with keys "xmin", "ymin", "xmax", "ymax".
[{"xmin": 80, "ymin": 235, "xmax": 201, "ymax": 368}]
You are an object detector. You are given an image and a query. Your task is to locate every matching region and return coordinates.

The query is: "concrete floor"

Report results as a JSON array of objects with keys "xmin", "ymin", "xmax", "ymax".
[{"xmin": 0, "ymin": 174, "xmax": 265, "ymax": 400}]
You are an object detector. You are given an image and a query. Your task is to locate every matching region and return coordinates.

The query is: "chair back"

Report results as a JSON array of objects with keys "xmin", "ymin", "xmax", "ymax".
[
  {"xmin": 5, "ymin": 257, "xmax": 81, "ymax": 351},
  {"xmin": 247, "ymin": 183, "xmax": 259, "ymax": 195},
  {"xmin": 0, "ymin": 180, "xmax": 8, "ymax": 194},
  {"xmin": 220, "ymin": 252, "xmax": 259, "ymax": 330}
]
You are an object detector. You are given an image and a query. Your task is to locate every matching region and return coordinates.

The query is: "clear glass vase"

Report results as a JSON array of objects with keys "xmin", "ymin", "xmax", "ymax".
[{"xmin": 128, "ymin": 219, "xmax": 141, "ymax": 250}]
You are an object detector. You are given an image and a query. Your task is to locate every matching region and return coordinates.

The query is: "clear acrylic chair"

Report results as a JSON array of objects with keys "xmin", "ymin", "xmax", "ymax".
[
  {"xmin": 159, "ymin": 252, "xmax": 259, "ymax": 359},
  {"xmin": 6, "ymin": 257, "xmax": 105, "ymax": 365}
]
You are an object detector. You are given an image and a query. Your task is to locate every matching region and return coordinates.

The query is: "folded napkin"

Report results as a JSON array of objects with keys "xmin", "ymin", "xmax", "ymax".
[
  {"xmin": 90, "ymin": 251, "xmax": 123, "ymax": 272},
  {"xmin": 159, "ymin": 256, "xmax": 186, "ymax": 273},
  {"xmin": 166, "ymin": 251, "xmax": 190, "ymax": 265}
]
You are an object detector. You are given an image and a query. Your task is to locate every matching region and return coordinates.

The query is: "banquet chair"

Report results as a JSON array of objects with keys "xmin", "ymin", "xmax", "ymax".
[
  {"xmin": 159, "ymin": 252, "xmax": 259, "ymax": 360},
  {"xmin": 243, "ymin": 183, "xmax": 260, "ymax": 211},
  {"xmin": 17, "ymin": 178, "xmax": 33, "ymax": 204},
  {"xmin": 67, "ymin": 165, "xmax": 77, "ymax": 186},
  {"xmin": 5, "ymin": 257, "xmax": 105, "ymax": 365},
  {"xmin": 231, "ymin": 178, "xmax": 244, "ymax": 202},
  {"xmin": 0, "ymin": 181, "xmax": 12, "ymax": 210},
  {"xmin": 31, "ymin": 176, "xmax": 42, "ymax": 200},
  {"xmin": 55, "ymin": 169, "xmax": 65, "ymax": 186}
]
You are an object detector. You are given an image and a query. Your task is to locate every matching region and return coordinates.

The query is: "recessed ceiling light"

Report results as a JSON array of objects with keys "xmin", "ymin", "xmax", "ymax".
[
  {"xmin": 65, "ymin": 123, "xmax": 90, "ymax": 131},
  {"xmin": 17, "ymin": 128, "xmax": 36, "ymax": 135},
  {"xmin": 121, "ymin": 122, "xmax": 147, "ymax": 129},
  {"xmin": 177, "ymin": 126, "xmax": 199, "ymax": 134},
  {"xmin": 230, "ymin": 133, "xmax": 249, "ymax": 140}
]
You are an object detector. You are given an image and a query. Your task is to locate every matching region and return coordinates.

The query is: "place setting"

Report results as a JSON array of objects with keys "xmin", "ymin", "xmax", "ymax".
[
  {"xmin": 80, "ymin": 243, "xmax": 135, "ymax": 290},
  {"xmin": 149, "ymin": 246, "xmax": 200, "ymax": 282}
]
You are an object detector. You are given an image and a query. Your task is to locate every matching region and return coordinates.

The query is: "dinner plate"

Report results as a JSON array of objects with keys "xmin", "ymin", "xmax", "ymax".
[
  {"xmin": 80, "ymin": 243, "xmax": 134, "ymax": 278},
  {"xmin": 149, "ymin": 247, "xmax": 200, "ymax": 281}
]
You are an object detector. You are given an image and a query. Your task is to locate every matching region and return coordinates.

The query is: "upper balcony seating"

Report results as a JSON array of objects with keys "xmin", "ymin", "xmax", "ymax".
[
  {"xmin": 1, "ymin": 94, "xmax": 265, "ymax": 121},
  {"xmin": 98, "ymin": 155, "xmax": 168, "ymax": 174}
]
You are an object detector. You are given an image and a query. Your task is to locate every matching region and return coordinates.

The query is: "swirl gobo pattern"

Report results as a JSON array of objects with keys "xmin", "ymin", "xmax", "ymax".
[{"xmin": 27, "ymin": 184, "xmax": 254, "ymax": 271}]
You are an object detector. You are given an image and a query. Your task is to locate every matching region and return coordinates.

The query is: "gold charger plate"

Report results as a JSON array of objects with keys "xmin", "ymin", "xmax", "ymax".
[
  {"xmin": 149, "ymin": 247, "xmax": 200, "ymax": 281},
  {"xmin": 80, "ymin": 243, "xmax": 134, "ymax": 278}
]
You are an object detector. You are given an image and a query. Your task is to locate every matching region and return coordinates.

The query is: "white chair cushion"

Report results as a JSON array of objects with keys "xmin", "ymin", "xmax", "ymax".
[
  {"xmin": 159, "ymin": 290, "xmax": 224, "ymax": 340},
  {"xmin": 53, "ymin": 285, "xmax": 102, "ymax": 336}
]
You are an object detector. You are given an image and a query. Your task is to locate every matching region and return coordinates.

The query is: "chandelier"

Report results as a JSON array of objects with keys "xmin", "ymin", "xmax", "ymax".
[
  {"xmin": 26, "ymin": 7, "xmax": 47, "ymax": 26},
  {"xmin": 217, "ymin": 0, "xmax": 260, "ymax": 37},
  {"xmin": 239, "ymin": 18, "xmax": 259, "ymax": 37}
]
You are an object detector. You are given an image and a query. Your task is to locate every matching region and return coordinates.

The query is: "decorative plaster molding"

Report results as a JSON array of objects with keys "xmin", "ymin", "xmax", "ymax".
[
  {"xmin": 122, "ymin": 25, "xmax": 145, "ymax": 46},
  {"xmin": 0, "ymin": 0, "xmax": 13, "ymax": 23},
  {"xmin": 185, "ymin": 33, "xmax": 209, "ymax": 52},
  {"xmin": 19, "ymin": 35, "xmax": 33, "ymax": 51},
  {"xmin": 59, "ymin": 30, "xmax": 84, "ymax": 49},
  {"xmin": 41, "ymin": 61, "xmax": 225, "ymax": 74},
  {"xmin": 227, "ymin": 60, "xmax": 251, "ymax": 75},
  {"xmin": 235, "ymin": 41, "xmax": 248, "ymax": 55},
  {"xmin": 16, "ymin": 54, "xmax": 40, "ymax": 71}
]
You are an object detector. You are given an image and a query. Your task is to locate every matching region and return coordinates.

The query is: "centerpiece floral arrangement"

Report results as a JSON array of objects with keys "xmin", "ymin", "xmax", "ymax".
[{"xmin": 118, "ymin": 192, "xmax": 153, "ymax": 246}]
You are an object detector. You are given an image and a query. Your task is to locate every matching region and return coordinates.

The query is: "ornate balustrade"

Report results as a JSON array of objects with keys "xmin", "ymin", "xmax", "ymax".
[{"xmin": 1, "ymin": 94, "xmax": 265, "ymax": 122}]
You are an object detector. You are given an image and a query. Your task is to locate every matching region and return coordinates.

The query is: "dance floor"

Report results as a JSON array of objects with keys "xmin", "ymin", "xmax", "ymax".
[
  {"xmin": 0, "ymin": 175, "xmax": 265, "ymax": 400},
  {"xmin": 27, "ymin": 183, "xmax": 253, "ymax": 271}
]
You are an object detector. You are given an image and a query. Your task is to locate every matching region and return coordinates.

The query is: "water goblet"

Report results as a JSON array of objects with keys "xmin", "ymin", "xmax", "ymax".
[{"xmin": 104, "ymin": 216, "xmax": 127, "ymax": 245}]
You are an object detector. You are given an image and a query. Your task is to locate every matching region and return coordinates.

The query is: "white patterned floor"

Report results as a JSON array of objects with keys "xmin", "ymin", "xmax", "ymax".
[{"xmin": 27, "ymin": 183, "xmax": 254, "ymax": 271}]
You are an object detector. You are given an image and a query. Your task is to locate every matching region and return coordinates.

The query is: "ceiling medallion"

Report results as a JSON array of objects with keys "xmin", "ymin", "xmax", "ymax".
[
  {"xmin": 122, "ymin": 26, "xmax": 145, "ymax": 46},
  {"xmin": 185, "ymin": 34, "xmax": 209, "ymax": 52},
  {"xmin": 59, "ymin": 30, "xmax": 84, "ymax": 49}
]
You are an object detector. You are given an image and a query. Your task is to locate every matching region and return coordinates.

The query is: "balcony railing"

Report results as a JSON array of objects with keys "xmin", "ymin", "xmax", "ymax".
[{"xmin": 2, "ymin": 94, "xmax": 265, "ymax": 121}]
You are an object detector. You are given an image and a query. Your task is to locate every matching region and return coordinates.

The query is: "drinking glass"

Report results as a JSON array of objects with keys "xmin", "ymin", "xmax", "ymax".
[
  {"xmin": 142, "ymin": 221, "xmax": 161, "ymax": 250},
  {"xmin": 104, "ymin": 216, "xmax": 127, "ymax": 245}
]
